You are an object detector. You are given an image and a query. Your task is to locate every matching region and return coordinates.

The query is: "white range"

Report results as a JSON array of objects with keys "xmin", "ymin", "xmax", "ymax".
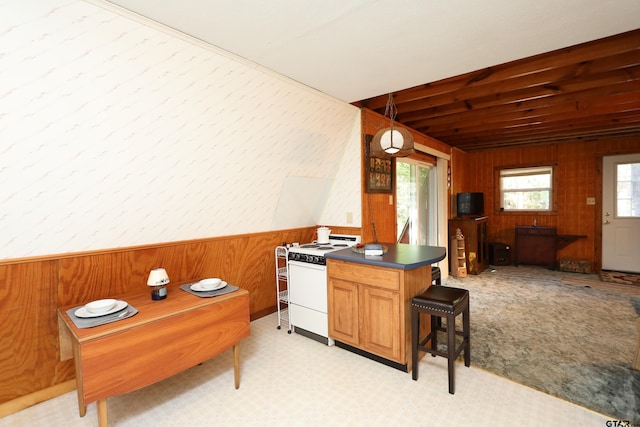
[{"xmin": 287, "ymin": 234, "xmax": 361, "ymax": 345}]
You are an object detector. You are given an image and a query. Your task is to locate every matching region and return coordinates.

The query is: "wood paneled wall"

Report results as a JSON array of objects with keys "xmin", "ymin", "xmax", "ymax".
[
  {"xmin": 0, "ymin": 225, "xmax": 360, "ymax": 411},
  {"xmin": 454, "ymin": 135, "xmax": 640, "ymax": 269},
  {"xmin": 449, "ymin": 148, "xmax": 468, "ymax": 215}
]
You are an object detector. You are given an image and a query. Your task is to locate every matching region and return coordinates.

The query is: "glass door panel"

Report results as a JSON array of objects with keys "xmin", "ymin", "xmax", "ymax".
[{"xmin": 396, "ymin": 160, "xmax": 436, "ymax": 245}]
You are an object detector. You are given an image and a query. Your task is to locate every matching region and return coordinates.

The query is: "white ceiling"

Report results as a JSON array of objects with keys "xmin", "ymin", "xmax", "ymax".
[{"xmin": 106, "ymin": 0, "xmax": 640, "ymax": 103}]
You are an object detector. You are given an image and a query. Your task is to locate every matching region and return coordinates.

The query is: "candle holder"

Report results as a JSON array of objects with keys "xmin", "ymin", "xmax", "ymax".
[{"xmin": 147, "ymin": 268, "xmax": 170, "ymax": 300}]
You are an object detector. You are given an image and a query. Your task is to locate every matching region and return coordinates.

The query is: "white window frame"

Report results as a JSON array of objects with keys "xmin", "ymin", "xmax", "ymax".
[{"xmin": 499, "ymin": 165, "xmax": 554, "ymax": 212}]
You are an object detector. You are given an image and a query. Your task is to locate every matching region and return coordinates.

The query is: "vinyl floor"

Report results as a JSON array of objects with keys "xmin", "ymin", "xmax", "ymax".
[{"xmin": 1, "ymin": 311, "xmax": 611, "ymax": 427}]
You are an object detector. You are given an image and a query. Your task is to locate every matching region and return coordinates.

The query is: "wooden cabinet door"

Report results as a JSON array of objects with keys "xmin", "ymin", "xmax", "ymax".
[
  {"xmin": 360, "ymin": 286, "xmax": 401, "ymax": 362},
  {"xmin": 328, "ymin": 278, "xmax": 359, "ymax": 346}
]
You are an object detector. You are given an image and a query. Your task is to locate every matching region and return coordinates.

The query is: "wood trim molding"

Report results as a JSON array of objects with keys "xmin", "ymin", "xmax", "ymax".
[{"xmin": 0, "ymin": 380, "xmax": 76, "ymax": 418}]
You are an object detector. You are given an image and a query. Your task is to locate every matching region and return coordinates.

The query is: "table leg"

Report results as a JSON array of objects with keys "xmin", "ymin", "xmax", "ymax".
[
  {"xmin": 72, "ymin": 342, "xmax": 87, "ymax": 417},
  {"xmin": 78, "ymin": 401, "xmax": 86, "ymax": 417},
  {"xmin": 233, "ymin": 344, "xmax": 240, "ymax": 389},
  {"xmin": 97, "ymin": 399, "xmax": 108, "ymax": 427}
]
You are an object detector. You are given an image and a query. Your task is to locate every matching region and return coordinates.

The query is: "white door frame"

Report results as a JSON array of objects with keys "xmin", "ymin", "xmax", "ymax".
[
  {"xmin": 601, "ymin": 153, "xmax": 640, "ymax": 273},
  {"xmin": 436, "ymin": 157, "xmax": 449, "ymax": 278},
  {"xmin": 410, "ymin": 142, "xmax": 450, "ymax": 279}
]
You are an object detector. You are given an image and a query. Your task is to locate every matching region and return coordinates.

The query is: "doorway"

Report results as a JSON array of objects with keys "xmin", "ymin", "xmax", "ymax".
[
  {"xmin": 602, "ymin": 153, "xmax": 640, "ymax": 273},
  {"xmin": 396, "ymin": 159, "xmax": 437, "ymax": 245}
]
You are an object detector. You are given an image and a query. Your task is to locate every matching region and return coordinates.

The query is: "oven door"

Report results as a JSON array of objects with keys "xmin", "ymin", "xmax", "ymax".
[{"xmin": 288, "ymin": 260, "xmax": 327, "ymax": 312}]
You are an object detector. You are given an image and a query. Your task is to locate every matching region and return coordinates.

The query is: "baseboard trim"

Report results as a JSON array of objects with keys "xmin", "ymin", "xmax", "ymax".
[
  {"xmin": 0, "ymin": 379, "xmax": 76, "ymax": 418},
  {"xmin": 335, "ymin": 341, "xmax": 408, "ymax": 372},
  {"xmin": 251, "ymin": 306, "xmax": 277, "ymax": 321}
]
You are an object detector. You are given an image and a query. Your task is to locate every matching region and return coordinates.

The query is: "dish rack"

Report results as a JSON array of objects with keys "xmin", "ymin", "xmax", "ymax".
[{"xmin": 275, "ymin": 246, "xmax": 292, "ymax": 333}]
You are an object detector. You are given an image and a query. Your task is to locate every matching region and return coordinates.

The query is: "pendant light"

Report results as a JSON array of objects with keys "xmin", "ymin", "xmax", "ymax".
[{"xmin": 370, "ymin": 93, "xmax": 414, "ymax": 157}]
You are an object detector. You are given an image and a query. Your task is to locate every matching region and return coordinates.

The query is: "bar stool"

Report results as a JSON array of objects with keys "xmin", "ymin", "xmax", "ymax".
[
  {"xmin": 411, "ymin": 286, "xmax": 470, "ymax": 394},
  {"xmin": 430, "ymin": 266, "xmax": 442, "ymax": 328},
  {"xmin": 431, "ymin": 266, "xmax": 441, "ymax": 286}
]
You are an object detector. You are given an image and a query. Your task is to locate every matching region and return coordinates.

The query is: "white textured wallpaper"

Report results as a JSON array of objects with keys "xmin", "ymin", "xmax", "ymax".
[{"xmin": 0, "ymin": 0, "xmax": 362, "ymax": 259}]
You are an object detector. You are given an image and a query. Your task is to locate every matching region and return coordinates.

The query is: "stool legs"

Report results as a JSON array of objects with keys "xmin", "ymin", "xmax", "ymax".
[
  {"xmin": 411, "ymin": 308, "xmax": 420, "ymax": 380},
  {"xmin": 430, "ymin": 315, "xmax": 439, "ymax": 356},
  {"xmin": 447, "ymin": 313, "xmax": 456, "ymax": 394},
  {"xmin": 463, "ymin": 304, "xmax": 471, "ymax": 367}
]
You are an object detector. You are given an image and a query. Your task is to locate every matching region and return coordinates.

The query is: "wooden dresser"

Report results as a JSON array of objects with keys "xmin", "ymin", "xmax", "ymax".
[{"xmin": 514, "ymin": 226, "xmax": 558, "ymax": 269}]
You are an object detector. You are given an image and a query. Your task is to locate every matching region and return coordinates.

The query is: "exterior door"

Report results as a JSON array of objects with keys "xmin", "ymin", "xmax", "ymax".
[{"xmin": 602, "ymin": 153, "xmax": 640, "ymax": 273}]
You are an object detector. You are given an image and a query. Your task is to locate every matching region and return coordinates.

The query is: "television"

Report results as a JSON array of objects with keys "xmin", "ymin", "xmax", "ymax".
[{"xmin": 457, "ymin": 192, "xmax": 484, "ymax": 217}]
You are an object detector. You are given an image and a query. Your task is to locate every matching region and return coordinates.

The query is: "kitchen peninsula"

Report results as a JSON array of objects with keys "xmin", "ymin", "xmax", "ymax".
[{"xmin": 325, "ymin": 244, "xmax": 446, "ymax": 371}]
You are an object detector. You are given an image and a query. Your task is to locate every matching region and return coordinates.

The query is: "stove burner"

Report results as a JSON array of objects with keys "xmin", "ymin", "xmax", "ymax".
[{"xmin": 288, "ymin": 234, "xmax": 361, "ymax": 265}]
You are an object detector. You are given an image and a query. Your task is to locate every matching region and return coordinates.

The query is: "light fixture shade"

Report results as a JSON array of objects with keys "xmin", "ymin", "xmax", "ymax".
[
  {"xmin": 147, "ymin": 268, "xmax": 170, "ymax": 287},
  {"xmin": 370, "ymin": 126, "xmax": 414, "ymax": 157}
]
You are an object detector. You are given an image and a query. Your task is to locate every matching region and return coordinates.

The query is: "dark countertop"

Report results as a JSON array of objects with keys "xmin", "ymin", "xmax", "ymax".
[{"xmin": 325, "ymin": 243, "xmax": 446, "ymax": 270}]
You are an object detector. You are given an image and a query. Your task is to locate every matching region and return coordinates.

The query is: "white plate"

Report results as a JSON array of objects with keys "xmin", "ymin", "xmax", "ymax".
[
  {"xmin": 191, "ymin": 281, "xmax": 228, "ymax": 292},
  {"xmin": 199, "ymin": 278, "xmax": 222, "ymax": 287},
  {"xmin": 74, "ymin": 300, "xmax": 128, "ymax": 318}
]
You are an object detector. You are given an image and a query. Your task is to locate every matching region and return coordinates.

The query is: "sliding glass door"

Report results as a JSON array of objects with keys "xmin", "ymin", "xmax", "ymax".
[{"xmin": 396, "ymin": 159, "xmax": 437, "ymax": 245}]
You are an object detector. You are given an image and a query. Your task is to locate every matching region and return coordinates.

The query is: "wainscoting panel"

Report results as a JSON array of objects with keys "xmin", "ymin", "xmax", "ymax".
[
  {"xmin": 0, "ymin": 260, "xmax": 62, "ymax": 401},
  {"xmin": 0, "ymin": 226, "xmax": 362, "ymax": 409}
]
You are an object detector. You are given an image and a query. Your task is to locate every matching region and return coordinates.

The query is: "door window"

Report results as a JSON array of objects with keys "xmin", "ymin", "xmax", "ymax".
[{"xmin": 616, "ymin": 162, "xmax": 640, "ymax": 218}]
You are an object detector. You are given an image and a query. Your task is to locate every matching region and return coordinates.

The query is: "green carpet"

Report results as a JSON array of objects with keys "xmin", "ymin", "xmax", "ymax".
[{"xmin": 444, "ymin": 265, "xmax": 640, "ymax": 423}]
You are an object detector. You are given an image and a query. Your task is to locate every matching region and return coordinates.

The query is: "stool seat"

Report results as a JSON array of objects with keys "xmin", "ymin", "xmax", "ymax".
[
  {"xmin": 411, "ymin": 285, "xmax": 470, "ymax": 394},
  {"xmin": 413, "ymin": 285, "xmax": 466, "ymax": 313}
]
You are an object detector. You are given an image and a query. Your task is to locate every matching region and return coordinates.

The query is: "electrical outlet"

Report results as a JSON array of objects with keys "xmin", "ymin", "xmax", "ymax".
[
  {"xmin": 389, "ymin": 195, "xmax": 393, "ymax": 205},
  {"xmin": 586, "ymin": 197, "xmax": 596, "ymax": 205}
]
